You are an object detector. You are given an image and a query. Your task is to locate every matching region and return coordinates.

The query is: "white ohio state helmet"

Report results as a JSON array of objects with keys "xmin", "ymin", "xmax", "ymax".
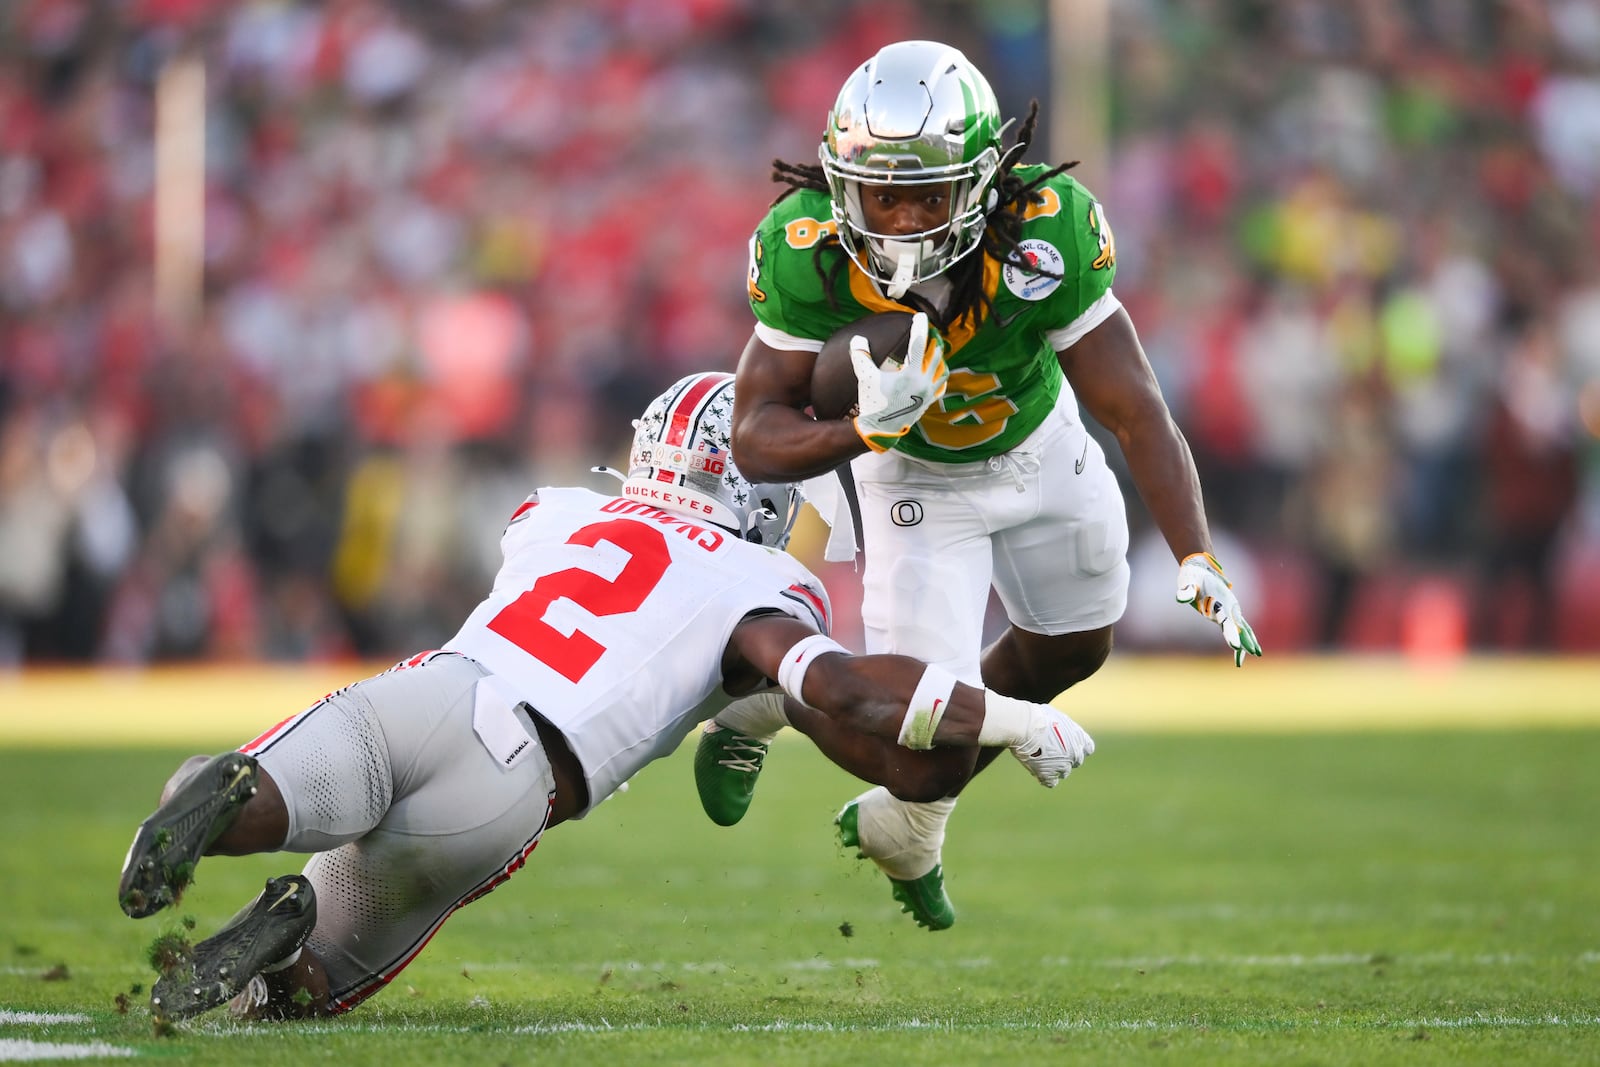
[{"xmin": 623, "ymin": 372, "xmax": 801, "ymax": 549}]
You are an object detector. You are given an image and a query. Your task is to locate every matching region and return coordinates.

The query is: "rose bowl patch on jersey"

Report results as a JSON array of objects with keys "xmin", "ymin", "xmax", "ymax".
[{"xmin": 1002, "ymin": 238, "xmax": 1065, "ymax": 301}]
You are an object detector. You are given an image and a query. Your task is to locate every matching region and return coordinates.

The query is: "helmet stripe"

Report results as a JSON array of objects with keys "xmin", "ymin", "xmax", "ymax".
[
  {"xmin": 654, "ymin": 372, "xmax": 733, "ymax": 484},
  {"xmin": 664, "ymin": 373, "xmax": 730, "ymax": 448}
]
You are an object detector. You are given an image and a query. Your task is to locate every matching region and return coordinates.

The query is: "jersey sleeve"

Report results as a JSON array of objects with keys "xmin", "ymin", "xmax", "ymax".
[
  {"xmin": 751, "ymin": 548, "xmax": 833, "ymax": 635},
  {"xmin": 746, "ymin": 192, "xmax": 851, "ymax": 344},
  {"xmin": 776, "ymin": 571, "xmax": 832, "ymax": 635},
  {"xmin": 1030, "ymin": 175, "xmax": 1119, "ymax": 334}
]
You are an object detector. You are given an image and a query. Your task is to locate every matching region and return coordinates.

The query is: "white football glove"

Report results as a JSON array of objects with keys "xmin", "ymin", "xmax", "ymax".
[
  {"xmin": 851, "ymin": 311, "xmax": 948, "ymax": 452},
  {"xmin": 1011, "ymin": 706, "xmax": 1095, "ymax": 788},
  {"xmin": 1176, "ymin": 552, "xmax": 1263, "ymax": 667}
]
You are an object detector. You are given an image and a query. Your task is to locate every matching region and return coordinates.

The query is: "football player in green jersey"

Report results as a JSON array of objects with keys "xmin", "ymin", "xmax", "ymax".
[{"xmin": 694, "ymin": 40, "xmax": 1262, "ymax": 931}]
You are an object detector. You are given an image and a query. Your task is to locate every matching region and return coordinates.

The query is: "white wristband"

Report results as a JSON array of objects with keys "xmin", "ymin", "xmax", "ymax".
[
  {"xmin": 977, "ymin": 691, "xmax": 1043, "ymax": 747},
  {"xmin": 897, "ymin": 664, "xmax": 960, "ymax": 750},
  {"xmin": 776, "ymin": 633, "xmax": 848, "ymax": 707}
]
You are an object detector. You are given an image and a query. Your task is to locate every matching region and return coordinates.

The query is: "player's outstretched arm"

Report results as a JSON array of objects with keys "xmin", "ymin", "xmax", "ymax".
[
  {"xmin": 726, "ymin": 614, "xmax": 974, "ymax": 742},
  {"xmin": 727, "ymin": 615, "xmax": 1092, "ymax": 786},
  {"xmin": 1061, "ymin": 308, "xmax": 1263, "ymax": 665}
]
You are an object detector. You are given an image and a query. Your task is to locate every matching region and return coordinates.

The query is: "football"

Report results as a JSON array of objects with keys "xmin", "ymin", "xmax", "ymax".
[{"xmin": 809, "ymin": 311, "xmax": 917, "ymax": 421}]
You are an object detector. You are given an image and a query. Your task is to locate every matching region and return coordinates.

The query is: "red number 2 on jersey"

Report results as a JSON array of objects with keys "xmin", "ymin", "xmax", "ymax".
[{"xmin": 487, "ymin": 519, "xmax": 671, "ymax": 683}]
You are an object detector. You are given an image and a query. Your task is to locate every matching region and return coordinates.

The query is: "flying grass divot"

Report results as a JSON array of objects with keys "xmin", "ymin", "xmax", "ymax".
[
  {"xmin": 145, "ymin": 917, "xmax": 196, "ymax": 975},
  {"xmin": 144, "ymin": 918, "xmax": 196, "ymax": 1036}
]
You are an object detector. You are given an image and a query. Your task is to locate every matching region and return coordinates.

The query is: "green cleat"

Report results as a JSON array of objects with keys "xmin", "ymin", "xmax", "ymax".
[
  {"xmin": 835, "ymin": 800, "xmax": 955, "ymax": 931},
  {"xmin": 693, "ymin": 723, "xmax": 770, "ymax": 827}
]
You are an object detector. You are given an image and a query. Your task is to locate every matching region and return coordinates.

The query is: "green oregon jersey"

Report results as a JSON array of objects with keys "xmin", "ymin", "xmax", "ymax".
[{"xmin": 746, "ymin": 165, "xmax": 1118, "ymax": 462}]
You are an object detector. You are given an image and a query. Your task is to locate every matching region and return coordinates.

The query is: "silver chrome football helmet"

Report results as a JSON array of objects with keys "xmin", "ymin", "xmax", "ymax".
[
  {"xmin": 820, "ymin": 40, "xmax": 1005, "ymax": 297},
  {"xmin": 621, "ymin": 372, "xmax": 801, "ymax": 549}
]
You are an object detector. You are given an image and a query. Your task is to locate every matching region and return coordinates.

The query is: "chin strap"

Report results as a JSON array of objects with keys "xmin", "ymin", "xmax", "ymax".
[
  {"xmin": 591, "ymin": 465, "xmax": 626, "ymax": 484},
  {"xmin": 880, "ymin": 239, "xmax": 933, "ymax": 300},
  {"xmin": 741, "ymin": 506, "xmax": 778, "ymax": 545},
  {"xmin": 885, "ymin": 248, "xmax": 917, "ymax": 299}
]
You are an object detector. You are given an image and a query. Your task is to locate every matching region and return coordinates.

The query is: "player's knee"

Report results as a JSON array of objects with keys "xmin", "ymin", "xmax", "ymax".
[
  {"xmin": 1050, "ymin": 632, "xmax": 1112, "ymax": 690},
  {"xmin": 882, "ymin": 749, "xmax": 974, "ymax": 802},
  {"xmin": 886, "ymin": 774, "xmax": 962, "ymax": 804},
  {"xmin": 984, "ymin": 626, "xmax": 1113, "ymax": 701}
]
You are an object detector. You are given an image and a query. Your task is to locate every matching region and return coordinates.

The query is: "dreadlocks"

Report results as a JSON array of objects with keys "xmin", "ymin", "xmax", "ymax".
[{"xmin": 770, "ymin": 101, "xmax": 1077, "ymax": 334}]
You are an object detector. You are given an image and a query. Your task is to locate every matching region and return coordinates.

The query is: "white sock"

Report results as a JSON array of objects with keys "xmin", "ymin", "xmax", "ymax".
[
  {"xmin": 712, "ymin": 691, "xmax": 790, "ymax": 743},
  {"xmin": 850, "ymin": 787, "xmax": 957, "ymax": 881},
  {"xmin": 261, "ymin": 947, "xmax": 302, "ymax": 973}
]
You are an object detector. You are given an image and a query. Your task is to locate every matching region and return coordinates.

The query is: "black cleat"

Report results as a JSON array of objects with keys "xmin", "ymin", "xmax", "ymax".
[
  {"xmin": 119, "ymin": 752, "xmax": 259, "ymax": 918},
  {"xmin": 150, "ymin": 874, "xmax": 316, "ymax": 1023}
]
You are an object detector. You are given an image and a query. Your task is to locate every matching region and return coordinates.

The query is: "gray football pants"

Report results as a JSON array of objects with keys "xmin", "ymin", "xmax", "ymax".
[{"xmin": 242, "ymin": 651, "xmax": 555, "ymax": 1012}]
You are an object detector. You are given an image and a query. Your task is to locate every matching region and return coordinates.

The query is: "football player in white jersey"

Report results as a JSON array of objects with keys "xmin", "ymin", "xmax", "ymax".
[{"xmin": 115, "ymin": 371, "xmax": 1094, "ymax": 1024}]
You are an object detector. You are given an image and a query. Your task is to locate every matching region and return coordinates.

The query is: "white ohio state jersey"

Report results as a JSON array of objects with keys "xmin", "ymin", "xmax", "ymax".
[{"xmin": 446, "ymin": 486, "xmax": 830, "ymax": 814}]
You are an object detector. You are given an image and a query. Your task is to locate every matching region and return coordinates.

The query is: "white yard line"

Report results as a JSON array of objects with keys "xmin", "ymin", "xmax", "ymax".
[
  {"xmin": 0, "ymin": 1040, "xmax": 132, "ymax": 1062},
  {"xmin": 16, "ymin": 1006, "xmax": 1587, "ymax": 1045},
  {"xmin": 0, "ymin": 1015, "xmax": 134, "ymax": 1061}
]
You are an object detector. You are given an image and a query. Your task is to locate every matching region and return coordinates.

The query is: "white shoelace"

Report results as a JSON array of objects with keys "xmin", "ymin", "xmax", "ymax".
[
  {"xmin": 715, "ymin": 734, "xmax": 768, "ymax": 774},
  {"xmin": 228, "ymin": 974, "xmax": 270, "ymax": 1019}
]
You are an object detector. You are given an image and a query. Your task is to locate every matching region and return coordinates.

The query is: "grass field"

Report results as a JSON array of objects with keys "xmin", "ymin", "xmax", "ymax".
[{"xmin": 2, "ymin": 659, "xmax": 1598, "ymax": 1065}]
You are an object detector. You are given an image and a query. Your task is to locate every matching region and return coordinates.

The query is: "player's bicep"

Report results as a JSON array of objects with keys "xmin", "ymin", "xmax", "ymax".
[
  {"xmin": 731, "ymin": 334, "xmax": 820, "ymax": 472},
  {"xmin": 734, "ymin": 332, "xmax": 818, "ymax": 413}
]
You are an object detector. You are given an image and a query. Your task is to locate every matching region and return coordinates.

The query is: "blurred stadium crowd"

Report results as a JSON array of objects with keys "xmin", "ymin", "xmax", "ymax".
[{"xmin": 1, "ymin": 0, "xmax": 1597, "ymax": 666}]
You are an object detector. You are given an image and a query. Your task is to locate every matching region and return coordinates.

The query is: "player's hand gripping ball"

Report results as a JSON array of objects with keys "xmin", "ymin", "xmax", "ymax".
[{"xmin": 809, "ymin": 311, "xmax": 931, "ymax": 421}]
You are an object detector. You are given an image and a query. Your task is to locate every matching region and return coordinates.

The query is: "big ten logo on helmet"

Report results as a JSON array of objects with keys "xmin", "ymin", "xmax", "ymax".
[
  {"xmin": 691, "ymin": 444, "xmax": 726, "ymax": 476},
  {"xmin": 1002, "ymin": 239, "xmax": 1065, "ymax": 302},
  {"xmin": 646, "ymin": 442, "xmax": 723, "ymax": 477}
]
